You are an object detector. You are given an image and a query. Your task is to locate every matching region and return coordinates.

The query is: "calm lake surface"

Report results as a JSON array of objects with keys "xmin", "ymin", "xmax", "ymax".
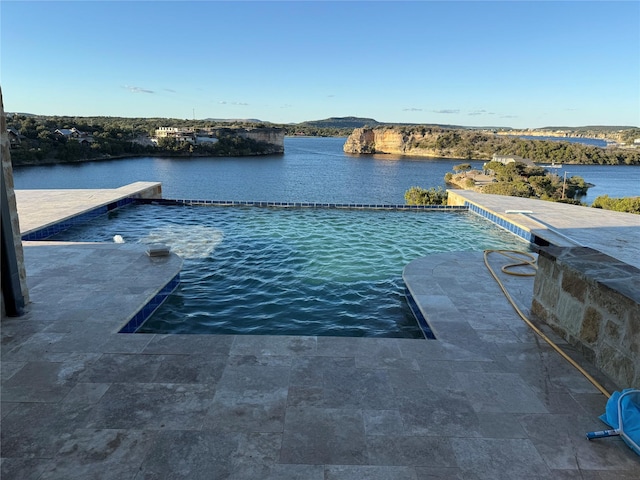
[
  {"xmin": 13, "ymin": 137, "xmax": 640, "ymax": 204},
  {"xmin": 510, "ymin": 135, "xmax": 609, "ymax": 147}
]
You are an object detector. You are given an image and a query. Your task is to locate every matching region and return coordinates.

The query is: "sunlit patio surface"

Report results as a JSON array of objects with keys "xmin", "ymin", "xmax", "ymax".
[{"xmin": 2, "ymin": 186, "xmax": 638, "ymax": 479}]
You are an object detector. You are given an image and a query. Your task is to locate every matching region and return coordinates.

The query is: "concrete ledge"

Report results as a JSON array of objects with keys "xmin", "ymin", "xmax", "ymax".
[
  {"xmin": 21, "ymin": 241, "xmax": 183, "ymax": 333},
  {"xmin": 16, "ymin": 181, "xmax": 162, "ymax": 238},
  {"xmin": 532, "ymin": 246, "xmax": 640, "ymax": 388}
]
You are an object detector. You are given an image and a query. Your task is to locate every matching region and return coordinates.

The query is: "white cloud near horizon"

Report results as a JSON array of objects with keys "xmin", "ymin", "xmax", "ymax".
[{"xmin": 124, "ymin": 85, "xmax": 154, "ymax": 94}]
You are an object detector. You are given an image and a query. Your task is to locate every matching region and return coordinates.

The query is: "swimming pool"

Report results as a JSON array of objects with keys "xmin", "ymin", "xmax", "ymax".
[{"xmin": 50, "ymin": 204, "xmax": 529, "ymax": 338}]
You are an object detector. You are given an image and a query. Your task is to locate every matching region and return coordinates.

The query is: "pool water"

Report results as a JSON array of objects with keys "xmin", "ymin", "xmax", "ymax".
[{"xmin": 50, "ymin": 204, "xmax": 529, "ymax": 338}]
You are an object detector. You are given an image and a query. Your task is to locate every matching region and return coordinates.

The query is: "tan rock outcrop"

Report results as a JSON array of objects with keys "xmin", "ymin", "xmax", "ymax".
[
  {"xmin": 343, "ymin": 127, "xmax": 465, "ymax": 159},
  {"xmin": 241, "ymin": 128, "xmax": 285, "ymax": 150}
]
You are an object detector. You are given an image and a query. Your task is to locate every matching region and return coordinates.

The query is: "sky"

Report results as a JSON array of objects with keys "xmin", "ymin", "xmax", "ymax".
[{"xmin": 1, "ymin": 1, "xmax": 638, "ymax": 129}]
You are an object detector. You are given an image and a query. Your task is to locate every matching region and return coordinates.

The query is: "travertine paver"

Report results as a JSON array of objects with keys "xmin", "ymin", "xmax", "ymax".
[
  {"xmin": 449, "ymin": 190, "xmax": 640, "ymax": 268},
  {"xmin": 2, "ymin": 247, "xmax": 638, "ymax": 479},
  {"xmin": 15, "ymin": 181, "xmax": 161, "ymax": 235},
  {"xmin": 2, "ymin": 187, "xmax": 639, "ymax": 478}
]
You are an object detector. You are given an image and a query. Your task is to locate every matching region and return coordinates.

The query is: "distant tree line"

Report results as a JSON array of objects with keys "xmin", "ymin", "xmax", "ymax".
[
  {"xmin": 403, "ymin": 127, "xmax": 640, "ymax": 165},
  {"xmin": 6, "ymin": 115, "xmax": 284, "ymax": 165},
  {"xmin": 8, "ymin": 114, "xmax": 639, "ymax": 165}
]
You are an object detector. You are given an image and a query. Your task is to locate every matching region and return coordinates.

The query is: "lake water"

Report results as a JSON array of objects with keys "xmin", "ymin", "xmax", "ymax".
[
  {"xmin": 13, "ymin": 136, "xmax": 640, "ymax": 204},
  {"xmin": 510, "ymin": 135, "xmax": 609, "ymax": 147}
]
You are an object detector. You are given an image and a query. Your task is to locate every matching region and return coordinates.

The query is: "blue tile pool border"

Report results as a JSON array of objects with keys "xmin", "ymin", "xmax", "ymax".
[
  {"xmin": 137, "ymin": 198, "xmax": 469, "ymax": 211},
  {"xmin": 405, "ymin": 287, "xmax": 436, "ymax": 340},
  {"xmin": 119, "ymin": 273, "xmax": 181, "ymax": 333},
  {"xmin": 464, "ymin": 201, "xmax": 534, "ymax": 243},
  {"xmin": 21, "ymin": 197, "xmax": 136, "ymax": 241}
]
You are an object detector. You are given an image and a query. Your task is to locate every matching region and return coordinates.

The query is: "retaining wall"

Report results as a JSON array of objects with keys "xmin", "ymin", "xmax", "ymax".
[{"xmin": 532, "ymin": 246, "xmax": 640, "ymax": 388}]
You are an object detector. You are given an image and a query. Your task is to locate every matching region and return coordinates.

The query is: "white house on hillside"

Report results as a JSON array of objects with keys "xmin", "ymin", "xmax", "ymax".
[{"xmin": 491, "ymin": 153, "xmax": 536, "ymax": 167}]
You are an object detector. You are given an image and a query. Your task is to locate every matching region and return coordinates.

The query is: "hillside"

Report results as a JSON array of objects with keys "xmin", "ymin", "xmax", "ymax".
[
  {"xmin": 297, "ymin": 117, "xmax": 381, "ymax": 129},
  {"xmin": 6, "ymin": 114, "xmax": 284, "ymax": 165},
  {"xmin": 343, "ymin": 126, "xmax": 640, "ymax": 165}
]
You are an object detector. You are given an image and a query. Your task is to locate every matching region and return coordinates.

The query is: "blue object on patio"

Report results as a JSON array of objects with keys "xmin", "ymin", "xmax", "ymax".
[{"xmin": 586, "ymin": 389, "xmax": 640, "ymax": 457}]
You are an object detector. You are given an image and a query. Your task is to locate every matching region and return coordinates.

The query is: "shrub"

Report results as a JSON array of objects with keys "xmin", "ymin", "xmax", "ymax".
[
  {"xmin": 404, "ymin": 186, "xmax": 448, "ymax": 205},
  {"xmin": 481, "ymin": 181, "xmax": 534, "ymax": 198},
  {"xmin": 591, "ymin": 195, "xmax": 640, "ymax": 214}
]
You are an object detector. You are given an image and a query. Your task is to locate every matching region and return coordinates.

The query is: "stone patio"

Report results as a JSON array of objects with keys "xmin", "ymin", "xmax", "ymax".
[{"xmin": 1, "ymin": 188, "xmax": 639, "ymax": 479}]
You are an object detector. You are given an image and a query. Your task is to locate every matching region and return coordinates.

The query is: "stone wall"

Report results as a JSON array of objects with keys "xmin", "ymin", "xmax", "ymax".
[
  {"xmin": 531, "ymin": 246, "xmax": 640, "ymax": 388},
  {"xmin": 1, "ymin": 89, "xmax": 29, "ymax": 311},
  {"xmin": 446, "ymin": 190, "xmax": 468, "ymax": 206}
]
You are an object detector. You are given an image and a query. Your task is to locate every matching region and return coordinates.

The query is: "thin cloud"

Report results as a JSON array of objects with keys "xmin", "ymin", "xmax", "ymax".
[
  {"xmin": 403, "ymin": 108, "xmax": 423, "ymax": 112},
  {"xmin": 500, "ymin": 114, "xmax": 518, "ymax": 119},
  {"xmin": 433, "ymin": 109, "xmax": 460, "ymax": 114},
  {"xmin": 218, "ymin": 101, "xmax": 249, "ymax": 106},
  {"xmin": 327, "ymin": 94, "xmax": 335, "ymax": 98},
  {"xmin": 164, "ymin": 88, "xmax": 177, "ymax": 93},
  {"xmin": 468, "ymin": 109, "xmax": 488, "ymax": 116},
  {"xmin": 124, "ymin": 85, "xmax": 154, "ymax": 94}
]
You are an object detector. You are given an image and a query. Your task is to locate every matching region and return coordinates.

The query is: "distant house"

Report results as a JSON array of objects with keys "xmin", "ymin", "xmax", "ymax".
[
  {"xmin": 54, "ymin": 128, "xmax": 93, "ymax": 144},
  {"xmin": 55, "ymin": 127, "xmax": 83, "ymax": 138},
  {"xmin": 154, "ymin": 126, "xmax": 196, "ymax": 144},
  {"xmin": 491, "ymin": 153, "xmax": 536, "ymax": 167},
  {"xmin": 7, "ymin": 128, "xmax": 21, "ymax": 148},
  {"xmin": 154, "ymin": 126, "xmax": 220, "ymax": 145}
]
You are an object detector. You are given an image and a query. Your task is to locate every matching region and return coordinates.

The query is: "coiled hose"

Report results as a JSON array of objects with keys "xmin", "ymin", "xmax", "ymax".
[{"xmin": 483, "ymin": 249, "xmax": 611, "ymax": 399}]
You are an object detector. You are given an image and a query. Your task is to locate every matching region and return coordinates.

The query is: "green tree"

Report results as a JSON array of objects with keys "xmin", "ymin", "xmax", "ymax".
[
  {"xmin": 404, "ymin": 186, "xmax": 448, "ymax": 205},
  {"xmin": 453, "ymin": 163, "xmax": 472, "ymax": 176},
  {"xmin": 528, "ymin": 175, "xmax": 555, "ymax": 198}
]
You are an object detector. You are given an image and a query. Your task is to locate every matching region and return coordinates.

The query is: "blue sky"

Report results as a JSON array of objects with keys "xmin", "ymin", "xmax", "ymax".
[{"xmin": 1, "ymin": 1, "xmax": 638, "ymax": 128}]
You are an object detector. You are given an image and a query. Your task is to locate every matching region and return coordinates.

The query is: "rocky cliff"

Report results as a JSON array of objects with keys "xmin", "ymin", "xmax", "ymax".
[
  {"xmin": 343, "ymin": 127, "xmax": 485, "ymax": 160},
  {"xmin": 240, "ymin": 128, "xmax": 285, "ymax": 149},
  {"xmin": 342, "ymin": 126, "xmax": 640, "ymax": 164}
]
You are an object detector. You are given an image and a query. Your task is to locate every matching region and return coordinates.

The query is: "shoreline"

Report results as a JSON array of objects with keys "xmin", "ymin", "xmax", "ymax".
[{"xmin": 12, "ymin": 150, "xmax": 284, "ymax": 168}]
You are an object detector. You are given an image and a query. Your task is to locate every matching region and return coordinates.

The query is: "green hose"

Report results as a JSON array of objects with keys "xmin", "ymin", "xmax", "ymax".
[{"xmin": 483, "ymin": 249, "xmax": 611, "ymax": 399}]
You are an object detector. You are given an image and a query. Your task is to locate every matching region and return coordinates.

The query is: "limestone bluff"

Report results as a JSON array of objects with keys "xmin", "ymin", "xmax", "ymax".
[
  {"xmin": 343, "ymin": 126, "xmax": 483, "ymax": 160},
  {"xmin": 343, "ymin": 126, "xmax": 640, "ymax": 165}
]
